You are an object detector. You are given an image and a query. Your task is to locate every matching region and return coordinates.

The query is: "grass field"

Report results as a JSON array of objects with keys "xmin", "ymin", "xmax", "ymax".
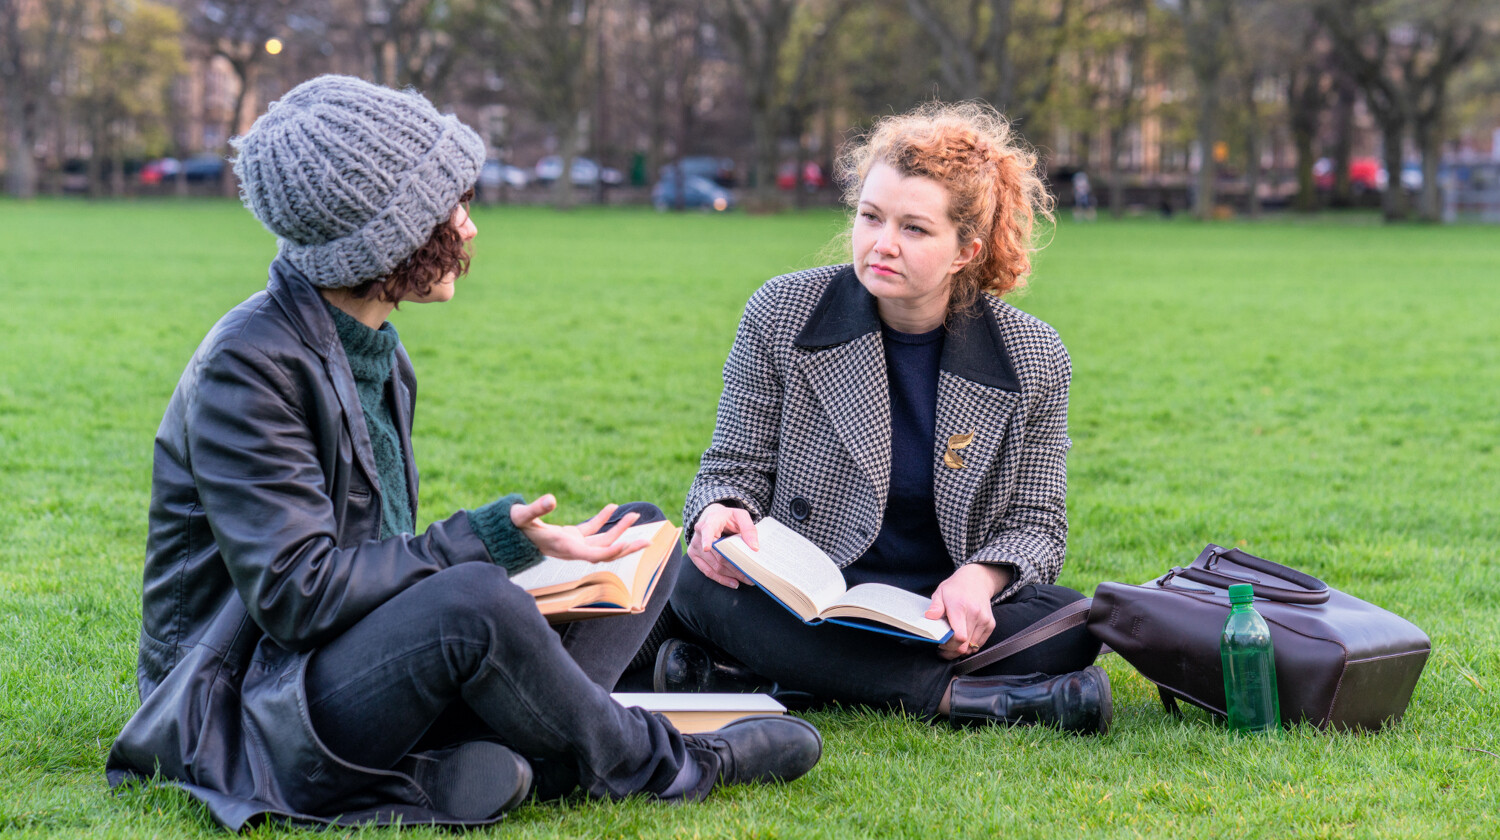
[{"xmin": 1, "ymin": 199, "xmax": 1497, "ymax": 838}]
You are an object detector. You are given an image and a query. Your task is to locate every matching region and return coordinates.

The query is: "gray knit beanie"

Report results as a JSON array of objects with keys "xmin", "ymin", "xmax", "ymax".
[{"xmin": 231, "ymin": 75, "xmax": 485, "ymax": 289}]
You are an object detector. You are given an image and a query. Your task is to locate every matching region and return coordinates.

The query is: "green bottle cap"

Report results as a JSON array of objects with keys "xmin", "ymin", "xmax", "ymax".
[{"xmin": 1228, "ymin": 583, "xmax": 1254, "ymax": 604}]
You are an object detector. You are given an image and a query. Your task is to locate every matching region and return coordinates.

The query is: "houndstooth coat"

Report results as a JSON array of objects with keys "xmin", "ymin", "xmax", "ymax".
[{"xmin": 684, "ymin": 264, "xmax": 1071, "ymax": 602}]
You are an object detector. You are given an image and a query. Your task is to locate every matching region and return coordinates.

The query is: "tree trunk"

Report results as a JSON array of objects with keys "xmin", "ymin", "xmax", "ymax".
[
  {"xmin": 1414, "ymin": 119, "xmax": 1442, "ymax": 223},
  {"xmin": 1242, "ymin": 89, "xmax": 1262, "ymax": 218},
  {"xmin": 1244, "ymin": 127, "xmax": 1261, "ymax": 218},
  {"xmin": 110, "ymin": 135, "xmax": 126, "ymax": 197},
  {"xmin": 1193, "ymin": 81, "xmax": 1217, "ymax": 220},
  {"xmin": 1379, "ymin": 119, "xmax": 1407, "ymax": 222},
  {"xmin": 553, "ymin": 121, "xmax": 578, "ymax": 210},
  {"xmin": 3, "ymin": 87, "xmax": 35, "ymax": 198},
  {"xmin": 1293, "ymin": 126, "xmax": 1316, "ymax": 212},
  {"xmin": 1108, "ymin": 124, "xmax": 1127, "ymax": 219},
  {"xmin": 222, "ymin": 58, "xmax": 254, "ymax": 197},
  {"xmin": 750, "ymin": 105, "xmax": 778, "ymax": 206},
  {"xmin": 1330, "ymin": 75, "xmax": 1355, "ymax": 208}
]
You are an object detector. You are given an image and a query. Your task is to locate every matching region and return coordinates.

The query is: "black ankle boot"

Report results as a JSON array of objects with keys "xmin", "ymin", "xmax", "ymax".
[
  {"xmin": 653, "ymin": 639, "xmax": 815, "ymax": 710},
  {"xmin": 948, "ymin": 665, "xmax": 1113, "ymax": 735},
  {"xmin": 400, "ymin": 740, "xmax": 533, "ymax": 820},
  {"xmin": 654, "ymin": 639, "xmax": 774, "ymax": 693},
  {"xmin": 685, "ymin": 715, "xmax": 824, "ymax": 786}
]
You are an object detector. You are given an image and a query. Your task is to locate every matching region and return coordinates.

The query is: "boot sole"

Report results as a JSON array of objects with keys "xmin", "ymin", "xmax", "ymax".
[{"xmin": 1086, "ymin": 665, "xmax": 1113, "ymax": 736}]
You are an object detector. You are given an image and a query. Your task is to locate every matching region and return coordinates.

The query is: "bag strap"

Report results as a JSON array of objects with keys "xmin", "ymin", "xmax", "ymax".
[
  {"xmin": 1172, "ymin": 544, "xmax": 1331, "ymax": 605},
  {"xmin": 953, "ymin": 598, "xmax": 1092, "ymax": 676}
]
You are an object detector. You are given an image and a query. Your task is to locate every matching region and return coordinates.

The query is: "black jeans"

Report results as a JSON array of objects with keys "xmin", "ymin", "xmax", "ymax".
[
  {"xmin": 305, "ymin": 502, "xmax": 687, "ymax": 800},
  {"xmin": 669, "ymin": 559, "xmax": 1100, "ymax": 719}
]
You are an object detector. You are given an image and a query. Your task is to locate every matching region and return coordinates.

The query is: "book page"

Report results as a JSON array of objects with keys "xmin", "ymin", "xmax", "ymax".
[
  {"xmin": 610, "ymin": 693, "xmax": 787, "ymax": 714},
  {"xmin": 715, "ymin": 517, "xmax": 847, "ymax": 616},
  {"xmin": 509, "ymin": 520, "xmax": 667, "ymax": 594},
  {"xmin": 611, "ymin": 693, "xmax": 787, "ymax": 734},
  {"xmin": 823, "ymin": 582, "xmax": 953, "ymax": 641}
]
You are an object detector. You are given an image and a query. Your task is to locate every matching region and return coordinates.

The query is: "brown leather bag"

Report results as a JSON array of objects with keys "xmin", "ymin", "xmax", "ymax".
[{"xmin": 957, "ymin": 544, "xmax": 1431, "ymax": 731}]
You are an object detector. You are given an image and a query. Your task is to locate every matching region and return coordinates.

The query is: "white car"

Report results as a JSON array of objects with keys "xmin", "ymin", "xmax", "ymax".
[
  {"xmin": 534, "ymin": 155, "xmax": 622, "ymax": 186},
  {"xmin": 479, "ymin": 160, "xmax": 529, "ymax": 189}
]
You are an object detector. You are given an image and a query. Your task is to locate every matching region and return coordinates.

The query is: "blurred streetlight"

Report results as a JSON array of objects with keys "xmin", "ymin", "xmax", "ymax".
[{"xmin": 265, "ymin": 38, "xmax": 283, "ymax": 56}]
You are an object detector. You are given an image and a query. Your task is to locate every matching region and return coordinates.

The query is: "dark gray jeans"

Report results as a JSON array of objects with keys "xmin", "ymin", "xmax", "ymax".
[
  {"xmin": 669, "ymin": 558, "xmax": 1100, "ymax": 719},
  {"xmin": 305, "ymin": 502, "xmax": 686, "ymax": 800}
]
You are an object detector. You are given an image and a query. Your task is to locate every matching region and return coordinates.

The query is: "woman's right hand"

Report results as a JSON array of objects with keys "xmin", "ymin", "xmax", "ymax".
[{"xmin": 687, "ymin": 503, "xmax": 758, "ymax": 589}]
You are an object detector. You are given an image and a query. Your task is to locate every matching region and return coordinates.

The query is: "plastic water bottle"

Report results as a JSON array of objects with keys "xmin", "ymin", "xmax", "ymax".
[{"xmin": 1220, "ymin": 583, "xmax": 1280, "ymax": 733}]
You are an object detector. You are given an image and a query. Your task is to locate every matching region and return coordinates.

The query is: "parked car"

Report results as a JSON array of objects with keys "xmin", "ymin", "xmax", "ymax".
[
  {"xmin": 652, "ymin": 173, "xmax": 732, "ymax": 211},
  {"xmin": 1313, "ymin": 157, "xmax": 1381, "ymax": 192},
  {"xmin": 479, "ymin": 159, "xmax": 529, "ymax": 189},
  {"xmin": 777, "ymin": 160, "xmax": 825, "ymax": 191},
  {"xmin": 138, "ymin": 157, "xmax": 181, "ymax": 186},
  {"xmin": 534, "ymin": 155, "xmax": 623, "ymax": 186},
  {"xmin": 662, "ymin": 156, "xmax": 737, "ymax": 187},
  {"xmin": 182, "ymin": 154, "xmax": 227, "ymax": 182}
]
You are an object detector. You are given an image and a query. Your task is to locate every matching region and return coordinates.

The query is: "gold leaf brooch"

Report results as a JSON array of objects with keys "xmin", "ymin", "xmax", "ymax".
[{"xmin": 944, "ymin": 430, "xmax": 975, "ymax": 469}]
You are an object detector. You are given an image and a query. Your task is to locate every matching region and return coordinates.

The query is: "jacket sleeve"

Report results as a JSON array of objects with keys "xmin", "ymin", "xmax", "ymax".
[
  {"xmin": 683, "ymin": 285, "xmax": 785, "ymax": 543},
  {"xmin": 185, "ymin": 338, "xmax": 490, "ymax": 652},
  {"xmin": 964, "ymin": 339, "xmax": 1072, "ymax": 602}
]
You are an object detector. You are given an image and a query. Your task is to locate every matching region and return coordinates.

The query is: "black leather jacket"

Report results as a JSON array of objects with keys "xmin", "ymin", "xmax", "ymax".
[{"xmin": 106, "ymin": 260, "xmax": 497, "ymax": 829}]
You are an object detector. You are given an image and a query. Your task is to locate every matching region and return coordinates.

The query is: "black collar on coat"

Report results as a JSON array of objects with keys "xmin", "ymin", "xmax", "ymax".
[
  {"xmin": 267, "ymin": 256, "xmax": 341, "ymax": 361},
  {"xmin": 793, "ymin": 265, "xmax": 1021, "ymax": 392}
]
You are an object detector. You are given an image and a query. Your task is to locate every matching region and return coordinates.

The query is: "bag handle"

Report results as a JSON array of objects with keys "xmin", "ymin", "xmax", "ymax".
[
  {"xmin": 1170, "ymin": 544, "xmax": 1330, "ymax": 605},
  {"xmin": 953, "ymin": 598, "xmax": 1092, "ymax": 676}
]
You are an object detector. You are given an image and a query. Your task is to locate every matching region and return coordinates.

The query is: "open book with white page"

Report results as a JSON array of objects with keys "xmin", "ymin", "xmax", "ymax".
[{"xmin": 712, "ymin": 516, "xmax": 953, "ymax": 644}]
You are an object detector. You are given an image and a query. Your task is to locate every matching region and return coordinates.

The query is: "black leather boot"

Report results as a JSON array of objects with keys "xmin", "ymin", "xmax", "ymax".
[
  {"xmin": 654, "ymin": 638, "xmax": 772, "ymax": 694},
  {"xmin": 400, "ymin": 740, "xmax": 533, "ymax": 820},
  {"xmin": 684, "ymin": 715, "xmax": 823, "ymax": 786},
  {"xmin": 654, "ymin": 639, "xmax": 816, "ymax": 710},
  {"xmin": 948, "ymin": 665, "xmax": 1113, "ymax": 735}
]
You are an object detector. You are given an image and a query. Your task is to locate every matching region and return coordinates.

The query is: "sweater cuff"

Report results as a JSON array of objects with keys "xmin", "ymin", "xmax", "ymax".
[{"xmin": 469, "ymin": 494, "xmax": 544, "ymax": 574}]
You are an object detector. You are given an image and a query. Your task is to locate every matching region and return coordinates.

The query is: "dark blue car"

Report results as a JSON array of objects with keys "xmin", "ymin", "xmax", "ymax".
[{"xmin": 652, "ymin": 173, "xmax": 733, "ymax": 211}]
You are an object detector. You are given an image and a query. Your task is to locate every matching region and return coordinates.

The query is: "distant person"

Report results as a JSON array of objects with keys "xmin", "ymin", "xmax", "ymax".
[
  {"xmin": 1071, "ymin": 170, "xmax": 1096, "ymax": 221},
  {"xmin": 106, "ymin": 75, "xmax": 820, "ymax": 830},
  {"xmin": 657, "ymin": 102, "xmax": 1109, "ymax": 734}
]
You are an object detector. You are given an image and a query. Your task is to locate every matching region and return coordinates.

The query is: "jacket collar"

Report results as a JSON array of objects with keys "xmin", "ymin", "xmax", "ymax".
[
  {"xmin": 267, "ymin": 256, "xmax": 340, "ymax": 361},
  {"xmin": 793, "ymin": 265, "xmax": 1020, "ymax": 392}
]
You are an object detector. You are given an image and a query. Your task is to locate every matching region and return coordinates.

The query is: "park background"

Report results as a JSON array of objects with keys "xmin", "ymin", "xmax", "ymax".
[
  {"xmin": 2, "ymin": 0, "xmax": 1500, "ymax": 221},
  {"xmin": 4, "ymin": 1, "xmax": 1500, "ymax": 838}
]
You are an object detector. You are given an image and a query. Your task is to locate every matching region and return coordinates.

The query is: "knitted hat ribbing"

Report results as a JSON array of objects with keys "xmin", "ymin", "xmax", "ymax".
[{"xmin": 231, "ymin": 75, "xmax": 485, "ymax": 289}]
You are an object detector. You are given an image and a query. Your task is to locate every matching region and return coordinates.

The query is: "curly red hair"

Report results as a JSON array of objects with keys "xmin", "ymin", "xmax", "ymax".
[
  {"xmin": 350, "ymin": 187, "xmax": 475, "ymax": 304},
  {"xmin": 837, "ymin": 102, "xmax": 1053, "ymax": 311}
]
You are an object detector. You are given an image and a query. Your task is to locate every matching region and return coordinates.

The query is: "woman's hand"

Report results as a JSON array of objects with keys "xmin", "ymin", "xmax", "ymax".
[
  {"xmin": 925, "ymin": 563, "xmax": 1012, "ymax": 660},
  {"xmin": 510, "ymin": 495, "xmax": 650, "ymax": 563},
  {"xmin": 686, "ymin": 503, "xmax": 757, "ymax": 589}
]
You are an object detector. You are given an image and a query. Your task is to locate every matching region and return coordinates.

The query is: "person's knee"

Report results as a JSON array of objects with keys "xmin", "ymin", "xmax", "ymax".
[
  {"xmin": 424, "ymin": 563, "xmax": 538, "ymax": 635},
  {"xmin": 614, "ymin": 501, "xmax": 664, "ymax": 525},
  {"xmin": 423, "ymin": 563, "xmax": 557, "ymax": 670}
]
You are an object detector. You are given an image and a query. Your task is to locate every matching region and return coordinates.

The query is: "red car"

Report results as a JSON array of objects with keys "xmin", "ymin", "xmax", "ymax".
[
  {"xmin": 777, "ymin": 160, "xmax": 826, "ymax": 191},
  {"xmin": 1313, "ymin": 157, "xmax": 1381, "ymax": 191}
]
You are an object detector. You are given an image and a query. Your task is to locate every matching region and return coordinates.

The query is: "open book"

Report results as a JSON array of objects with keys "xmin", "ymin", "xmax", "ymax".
[
  {"xmin": 712, "ymin": 517, "xmax": 953, "ymax": 644},
  {"xmin": 510, "ymin": 519, "xmax": 680, "ymax": 623},
  {"xmin": 611, "ymin": 693, "xmax": 786, "ymax": 733}
]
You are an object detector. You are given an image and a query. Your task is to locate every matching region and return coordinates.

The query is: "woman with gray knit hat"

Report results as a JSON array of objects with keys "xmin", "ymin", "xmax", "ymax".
[{"xmin": 105, "ymin": 75, "xmax": 821, "ymax": 830}]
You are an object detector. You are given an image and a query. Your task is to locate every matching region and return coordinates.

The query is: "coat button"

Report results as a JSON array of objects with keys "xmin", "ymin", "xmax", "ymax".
[{"xmin": 789, "ymin": 496, "xmax": 811, "ymax": 521}]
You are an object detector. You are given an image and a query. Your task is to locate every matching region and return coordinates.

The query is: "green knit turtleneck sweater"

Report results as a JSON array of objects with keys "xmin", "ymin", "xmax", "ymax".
[{"xmin": 327, "ymin": 302, "xmax": 541, "ymax": 573}]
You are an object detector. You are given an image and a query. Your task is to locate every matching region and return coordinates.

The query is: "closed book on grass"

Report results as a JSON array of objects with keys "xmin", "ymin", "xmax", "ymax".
[
  {"xmin": 610, "ymin": 693, "xmax": 786, "ymax": 733},
  {"xmin": 510, "ymin": 520, "xmax": 681, "ymax": 623},
  {"xmin": 713, "ymin": 517, "xmax": 953, "ymax": 644}
]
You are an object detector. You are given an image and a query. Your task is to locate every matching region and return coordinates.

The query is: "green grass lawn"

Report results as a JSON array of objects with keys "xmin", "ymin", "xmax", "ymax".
[{"xmin": 1, "ymin": 199, "xmax": 1497, "ymax": 838}]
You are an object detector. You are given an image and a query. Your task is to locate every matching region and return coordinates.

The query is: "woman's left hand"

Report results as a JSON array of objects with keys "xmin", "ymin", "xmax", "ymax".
[
  {"xmin": 925, "ymin": 563, "xmax": 1012, "ymax": 660},
  {"xmin": 510, "ymin": 495, "xmax": 651, "ymax": 563}
]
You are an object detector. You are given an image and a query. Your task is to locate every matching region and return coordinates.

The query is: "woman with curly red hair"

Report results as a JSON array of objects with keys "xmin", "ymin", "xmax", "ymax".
[{"xmin": 659, "ymin": 102, "xmax": 1111, "ymax": 733}]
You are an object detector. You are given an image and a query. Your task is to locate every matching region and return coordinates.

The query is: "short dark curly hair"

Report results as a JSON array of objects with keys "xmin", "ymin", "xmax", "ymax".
[{"xmin": 350, "ymin": 187, "xmax": 475, "ymax": 304}]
